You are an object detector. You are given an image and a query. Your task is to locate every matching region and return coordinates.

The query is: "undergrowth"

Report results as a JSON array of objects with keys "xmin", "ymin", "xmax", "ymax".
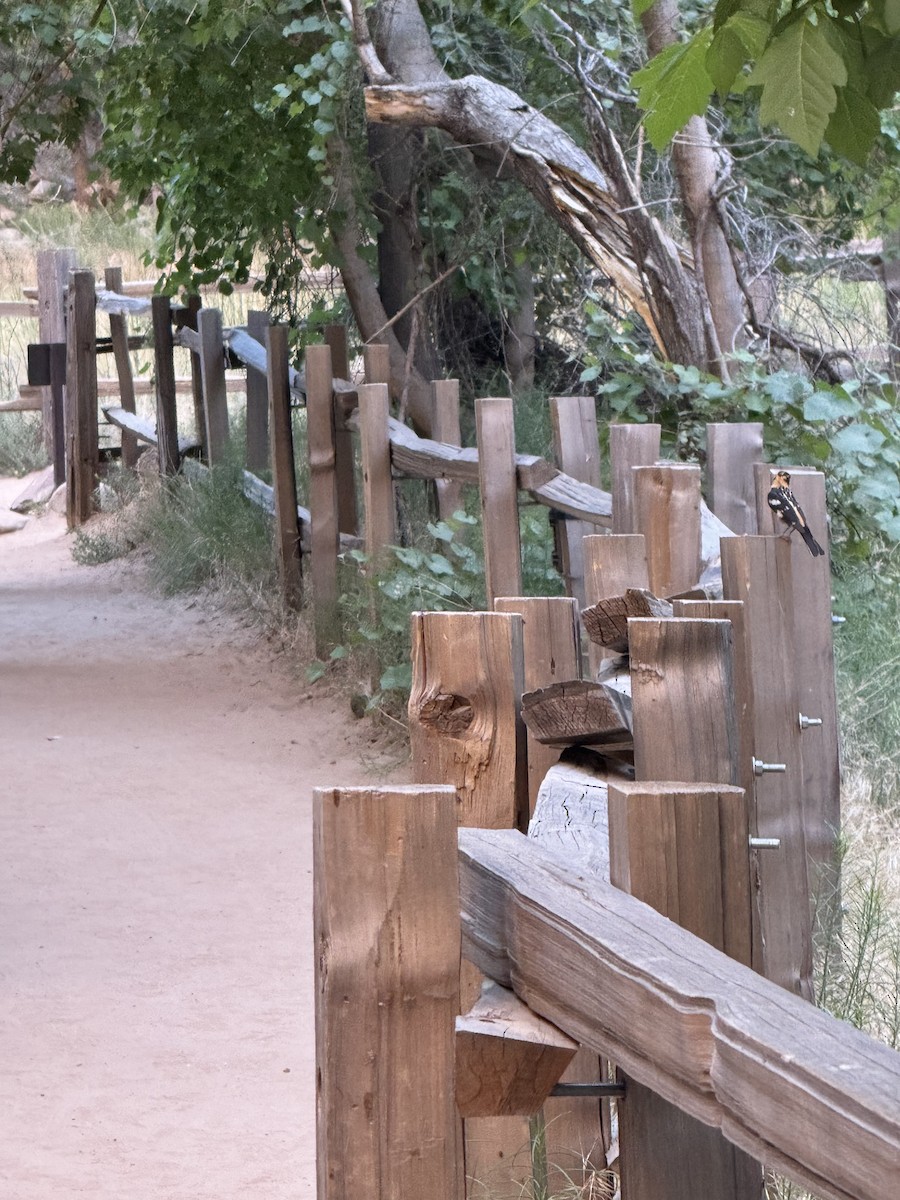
[{"xmin": 0, "ymin": 411, "xmax": 47, "ymax": 476}]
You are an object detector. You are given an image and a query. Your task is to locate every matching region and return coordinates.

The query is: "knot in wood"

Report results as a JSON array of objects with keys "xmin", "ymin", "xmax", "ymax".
[{"xmin": 418, "ymin": 692, "xmax": 474, "ymax": 735}]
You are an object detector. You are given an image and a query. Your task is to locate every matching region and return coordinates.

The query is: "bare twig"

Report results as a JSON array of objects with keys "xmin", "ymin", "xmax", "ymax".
[
  {"xmin": 365, "ymin": 263, "xmax": 461, "ymax": 343},
  {"xmin": 338, "ymin": 0, "xmax": 393, "ymax": 86}
]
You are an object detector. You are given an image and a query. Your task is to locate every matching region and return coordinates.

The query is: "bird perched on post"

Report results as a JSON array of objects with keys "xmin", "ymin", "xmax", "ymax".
[{"xmin": 767, "ymin": 470, "xmax": 825, "ymax": 557}]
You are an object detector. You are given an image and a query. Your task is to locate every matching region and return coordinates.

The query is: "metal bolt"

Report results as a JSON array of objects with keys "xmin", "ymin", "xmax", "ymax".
[
  {"xmin": 799, "ymin": 713, "xmax": 823, "ymax": 730},
  {"xmin": 750, "ymin": 837, "xmax": 781, "ymax": 849},
  {"xmin": 752, "ymin": 756, "xmax": 787, "ymax": 776},
  {"xmin": 832, "ymin": 615, "xmax": 846, "ymax": 625}
]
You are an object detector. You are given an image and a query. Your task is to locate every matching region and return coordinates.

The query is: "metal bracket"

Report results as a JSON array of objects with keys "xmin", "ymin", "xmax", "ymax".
[{"xmin": 550, "ymin": 1082, "xmax": 626, "ymax": 1100}]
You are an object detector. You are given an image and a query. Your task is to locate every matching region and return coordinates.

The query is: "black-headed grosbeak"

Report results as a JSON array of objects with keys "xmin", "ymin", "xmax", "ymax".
[{"xmin": 767, "ymin": 470, "xmax": 825, "ymax": 557}]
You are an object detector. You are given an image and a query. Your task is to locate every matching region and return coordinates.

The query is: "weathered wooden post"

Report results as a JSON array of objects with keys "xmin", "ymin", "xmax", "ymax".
[
  {"xmin": 150, "ymin": 295, "xmax": 179, "ymax": 476},
  {"xmin": 550, "ymin": 395, "xmax": 602, "ymax": 606},
  {"xmin": 408, "ymin": 609, "xmax": 530, "ymax": 1191},
  {"xmin": 358, "ymin": 381, "xmax": 395, "ymax": 559},
  {"xmin": 324, "ymin": 323, "xmax": 358, "ymax": 535},
  {"xmin": 265, "ymin": 325, "xmax": 302, "ymax": 608},
  {"xmin": 721, "ymin": 536, "xmax": 814, "ymax": 997},
  {"xmin": 245, "ymin": 309, "xmax": 270, "ymax": 473},
  {"xmin": 752, "ymin": 464, "xmax": 840, "ymax": 891},
  {"xmin": 609, "ymin": 422, "xmax": 660, "ymax": 533},
  {"xmin": 37, "ymin": 246, "xmax": 76, "ymax": 462},
  {"xmin": 183, "ymin": 294, "xmax": 206, "ymax": 453},
  {"xmin": 432, "ymin": 378, "xmax": 463, "ymax": 520},
  {"xmin": 104, "ymin": 266, "xmax": 138, "ymax": 468},
  {"xmin": 582, "ymin": 533, "xmax": 649, "ymax": 677},
  {"xmin": 306, "ymin": 343, "xmax": 340, "ymax": 649},
  {"xmin": 197, "ymin": 307, "xmax": 229, "ymax": 463},
  {"xmin": 475, "ymin": 397, "xmax": 522, "ymax": 605},
  {"xmin": 314, "ymin": 784, "xmax": 463, "ymax": 1200},
  {"xmin": 363, "ymin": 341, "xmax": 391, "ymax": 386},
  {"xmin": 706, "ymin": 422, "xmax": 763, "ymax": 534},
  {"xmin": 608, "ymin": 780, "xmax": 761, "ymax": 1200},
  {"xmin": 64, "ymin": 269, "xmax": 98, "ymax": 527},
  {"xmin": 632, "ymin": 463, "xmax": 702, "ymax": 597}
]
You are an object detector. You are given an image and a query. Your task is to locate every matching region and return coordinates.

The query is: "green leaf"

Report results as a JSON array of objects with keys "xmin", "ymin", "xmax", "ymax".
[
  {"xmin": 825, "ymin": 87, "xmax": 881, "ymax": 164},
  {"xmin": 379, "ymin": 663, "xmax": 413, "ymax": 692},
  {"xmin": 633, "ymin": 29, "xmax": 716, "ymax": 152},
  {"xmin": 748, "ymin": 17, "xmax": 848, "ymax": 157},
  {"xmin": 305, "ymin": 660, "xmax": 327, "ymax": 682},
  {"xmin": 329, "ymin": 643, "xmax": 348, "ymax": 660},
  {"xmin": 707, "ymin": 13, "xmax": 770, "ymax": 96},
  {"xmin": 831, "ymin": 423, "xmax": 887, "ymax": 454},
  {"xmin": 803, "ymin": 389, "xmax": 860, "ymax": 421},
  {"xmin": 631, "ymin": 0, "xmax": 657, "ymax": 16}
]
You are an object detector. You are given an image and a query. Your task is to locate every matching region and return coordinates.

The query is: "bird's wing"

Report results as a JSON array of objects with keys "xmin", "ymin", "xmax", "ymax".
[{"xmin": 783, "ymin": 489, "xmax": 808, "ymax": 527}]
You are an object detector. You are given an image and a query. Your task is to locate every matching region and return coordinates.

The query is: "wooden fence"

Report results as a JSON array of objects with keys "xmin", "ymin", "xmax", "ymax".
[{"xmin": 5, "ymin": 250, "xmax": 892, "ymax": 1200}]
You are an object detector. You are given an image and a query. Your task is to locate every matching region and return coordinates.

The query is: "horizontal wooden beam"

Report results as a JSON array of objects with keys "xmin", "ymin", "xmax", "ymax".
[
  {"xmin": 459, "ymin": 828, "xmax": 900, "ymax": 1200},
  {"xmin": 0, "ymin": 300, "xmax": 40, "ymax": 319}
]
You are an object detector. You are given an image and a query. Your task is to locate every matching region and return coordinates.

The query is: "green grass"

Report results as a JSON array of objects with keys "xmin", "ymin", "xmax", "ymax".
[{"xmin": 0, "ymin": 412, "xmax": 48, "ymax": 476}]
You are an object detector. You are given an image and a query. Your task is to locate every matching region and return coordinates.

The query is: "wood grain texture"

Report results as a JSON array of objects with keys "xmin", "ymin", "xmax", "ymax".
[
  {"xmin": 476, "ymin": 397, "xmax": 523, "ymax": 605},
  {"xmin": 581, "ymin": 587, "xmax": 673, "ymax": 652},
  {"xmin": 495, "ymin": 597, "xmax": 581, "ymax": 816},
  {"xmin": 314, "ymin": 785, "xmax": 463, "ymax": 1200},
  {"xmin": 629, "ymin": 618, "xmax": 738, "ymax": 786},
  {"xmin": 706, "ymin": 422, "xmax": 763, "ymax": 535},
  {"xmin": 582, "ymin": 534, "xmax": 649, "ymax": 676},
  {"xmin": 37, "ymin": 246, "xmax": 76, "ymax": 461},
  {"xmin": 197, "ymin": 307, "xmax": 230, "ymax": 464},
  {"xmin": 150, "ymin": 295, "xmax": 179, "ymax": 476},
  {"xmin": 522, "ymin": 681, "xmax": 631, "ymax": 750},
  {"xmin": 549, "ymin": 396, "xmax": 601, "ymax": 606},
  {"xmin": 633, "ymin": 464, "xmax": 702, "ymax": 597},
  {"xmin": 64, "ymin": 270, "xmax": 98, "ymax": 527},
  {"xmin": 721, "ymin": 536, "xmax": 813, "ymax": 997},
  {"xmin": 182, "ymin": 295, "xmax": 206, "ymax": 452},
  {"xmin": 265, "ymin": 326, "xmax": 302, "ymax": 609},
  {"xmin": 456, "ymin": 982, "xmax": 578, "ymax": 1117},
  {"xmin": 324, "ymin": 324, "xmax": 358, "ymax": 535},
  {"xmin": 104, "ymin": 267, "xmax": 138, "ymax": 468},
  {"xmin": 363, "ymin": 341, "xmax": 391, "ymax": 385},
  {"xmin": 358, "ymin": 383, "xmax": 396, "ymax": 558},
  {"xmin": 245, "ymin": 309, "xmax": 270, "ymax": 473},
  {"xmin": 306, "ymin": 343, "xmax": 340, "ymax": 648},
  {"xmin": 459, "ymin": 828, "xmax": 900, "ymax": 1200},
  {"xmin": 431, "ymin": 378, "xmax": 463, "ymax": 520},
  {"xmin": 609, "ymin": 423, "xmax": 660, "ymax": 534}
]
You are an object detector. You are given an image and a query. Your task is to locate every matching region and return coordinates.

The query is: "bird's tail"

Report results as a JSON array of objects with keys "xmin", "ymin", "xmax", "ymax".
[{"xmin": 800, "ymin": 526, "xmax": 825, "ymax": 557}]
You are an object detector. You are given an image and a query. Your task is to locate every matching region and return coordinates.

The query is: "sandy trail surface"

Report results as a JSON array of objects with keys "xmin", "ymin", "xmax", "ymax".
[{"xmin": 1, "ymin": 475, "xmax": 399, "ymax": 1199}]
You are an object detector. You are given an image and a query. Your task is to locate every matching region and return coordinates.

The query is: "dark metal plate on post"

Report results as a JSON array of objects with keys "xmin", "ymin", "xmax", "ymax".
[{"xmin": 27, "ymin": 343, "xmax": 52, "ymax": 386}]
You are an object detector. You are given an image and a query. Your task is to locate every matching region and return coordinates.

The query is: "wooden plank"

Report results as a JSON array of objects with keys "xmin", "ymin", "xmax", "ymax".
[
  {"xmin": 549, "ymin": 395, "xmax": 602, "ymax": 606},
  {"xmin": 314, "ymin": 784, "xmax": 463, "ymax": 1200},
  {"xmin": 64, "ymin": 269, "xmax": 98, "ymax": 528},
  {"xmin": 37, "ymin": 247, "xmax": 76, "ymax": 460},
  {"xmin": 476, "ymin": 397, "xmax": 522, "ymax": 605},
  {"xmin": 104, "ymin": 267, "xmax": 138, "ymax": 468},
  {"xmin": 458, "ymin": 828, "xmax": 900, "ymax": 1200},
  {"xmin": 324, "ymin": 323, "xmax": 358, "ymax": 535},
  {"xmin": 384, "ymin": 415, "xmax": 555, "ymax": 491},
  {"xmin": 494, "ymin": 597, "xmax": 580, "ymax": 815},
  {"xmin": 266, "ymin": 325, "xmax": 302, "ymax": 609},
  {"xmin": 1, "ymin": 392, "xmax": 42, "ymax": 412},
  {"xmin": 197, "ymin": 307, "xmax": 230, "ymax": 464},
  {"xmin": 609, "ymin": 781, "xmax": 759, "ymax": 1200},
  {"xmin": 752, "ymin": 465, "xmax": 840, "ymax": 891},
  {"xmin": 706, "ymin": 422, "xmax": 764, "ymax": 534},
  {"xmin": 151, "ymin": 295, "xmax": 180, "ymax": 476},
  {"xmin": 609, "ymin": 423, "xmax": 660, "ymax": 533},
  {"xmin": 721, "ymin": 536, "xmax": 813, "ymax": 997},
  {"xmin": 101, "ymin": 405, "xmax": 201, "ymax": 455},
  {"xmin": 306, "ymin": 343, "xmax": 339, "ymax": 648},
  {"xmin": 582, "ymin": 533, "xmax": 648, "ymax": 677},
  {"xmin": 431, "ymin": 378, "xmax": 463, "ymax": 520},
  {"xmin": 581, "ymin": 587, "xmax": 673, "ymax": 652},
  {"xmin": 245, "ymin": 309, "xmax": 270, "ymax": 473},
  {"xmin": 363, "ymin": 341, "xmax": 391, "ymax": 385},
  {"xmin": 629, "ymin": 618, "xmax": 738, "ymax": 786},
  {"xmin": 522, "ymin": 681, "xmax": 631, "ymax": 750},
  {"xmin": 358, "ymin": 382, "xmax": 396, "ymax": 558},
  {"xmin": 633, "ymin": 463, "xmax": 702, "ymax": 597},
  {"xmin": 0, "ymin": 300, "xmax": 40, "ymax": 318},
  {"xmin": 528, "ymin": 470, "xmax": 612, "ymax": 524},
  {"xmin": 456, "ymin": 981, "xmax": 578, "ymax": 1117},
  {"xmin": 182, "ymin": 295, "xmax": 206, "ymax": 451}
]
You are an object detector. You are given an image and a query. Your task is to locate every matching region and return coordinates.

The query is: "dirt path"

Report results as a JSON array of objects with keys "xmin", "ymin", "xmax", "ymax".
[{"xmin": 1, "ymin": 477, "xmax": 401, "ymax": 1199}]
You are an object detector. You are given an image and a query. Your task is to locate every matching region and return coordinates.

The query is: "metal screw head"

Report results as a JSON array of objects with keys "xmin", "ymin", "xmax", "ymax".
[
  {"xmin": 752, "ymin": 756, "xmax": 787, "ymax": 776},
  {"xmin": 799, "ymin": 713, "xmax": 823, "ymax": 730}
]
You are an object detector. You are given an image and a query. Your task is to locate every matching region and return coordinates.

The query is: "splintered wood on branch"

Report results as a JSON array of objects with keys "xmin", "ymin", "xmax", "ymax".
[
  {"xmin": 456, "ymin": 981, "xmax": 578, "ymax": 1118},
  {"xmin": 522, "ymin": 680, "xmax": 632, "ymax": 750},
  {"xmin": 581, "ymin": 588, "xmax": 674, "ymax": 652}
]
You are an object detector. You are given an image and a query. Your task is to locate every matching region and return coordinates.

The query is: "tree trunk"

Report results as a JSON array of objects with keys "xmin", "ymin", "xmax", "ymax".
[{"xmin": 504, "ymin": 262, "xmax": 536, "ymax": 394}]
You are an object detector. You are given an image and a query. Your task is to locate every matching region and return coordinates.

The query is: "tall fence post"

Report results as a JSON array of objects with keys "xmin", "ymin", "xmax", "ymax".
[
  {"xmin": 197, "ymin": 307, "xmax": 229, "ymax": 463},
  {"xmin": 104, "ymin": 266, "xmax": 138, "ymax": 468},
  {"xmin": 432, "ymin": 378, "xmax": 463, "ymax": 520},
  {"xmin": 582, "ymin": 533, "xmax": 649, "ymax": 677},
  {"xmin": 550, "ymin": 395, "xmax": 602, "ymax": 607},
  {"xmin": 608, "ymin": 780, "xmax": 761, "ymax": 1200},
  {"xmin": 358, "ymin": 382, "xmax": 395, "ymax": 559},
  {"xmin": 721, "ymin": 535, "xmax": 813, "ymax": 997},
  {"xmin": 64, "ymin": 269, "xmax": 98, "ymax": 527},
  {"xmin": 314, "ymin": 784, "xmax": 463, "ymax": 1200},
  {"xmin": 363, "ymin": 342, "xmax": 391, "ymax": 386},
  {"xmin": 37, "ymin": 246, "xmax": 76, "ymax": 463},
  {"xmin": 706, "ymin": 422, "xmax": 763, "ymax": 534},
  {"xmin": 266, "ymin": 325, "xmax": 302, "ymax": 609},
  {"xmin": 184, "ymin": 294, "xmax": 206, "ymax": 454},
  {"xmin": 306, "ymin": 343, "xmax": 340, "ymax": 649},
  {"xmin": 151, "ymin": 295, "xmax": 179, "ymax": 476},
  {"xmin": 609, "ymin": 422, "xmax": 660, "ymax": 533},
  {"xmin": 408, "ymin": 609, "xmax": 530, "ymax": 1193},
  {"xmin": 475, "ymin": 397, "xmax": 522, "ymax": 605},
  {"xmin": 324, "ymin": 323, "xmax": 358, "ymax": 535},
  {"xmin": 632, "ymin": 463, "xmax": 702, "ymax": 597},
  {"xmin": 245, "ymin": 309, "xmax": 270, "ymax": 473}
]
